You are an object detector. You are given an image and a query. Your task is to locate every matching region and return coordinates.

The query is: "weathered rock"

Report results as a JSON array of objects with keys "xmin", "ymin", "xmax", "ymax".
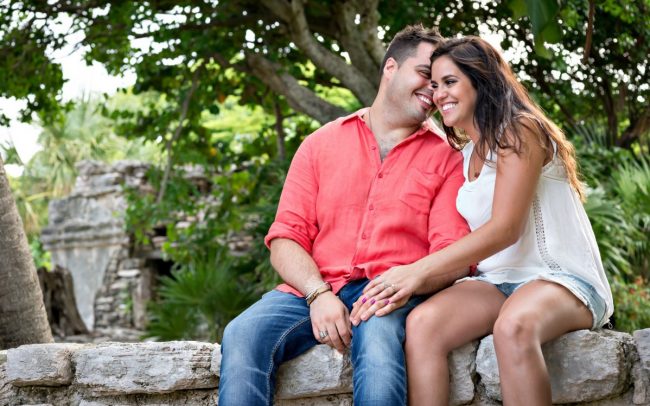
[
  {"xmin": 276, "ymin": 394, "xmax": 352, "ymax": 406},
  {"xmin": 275, "ymin": 345, "xmax": 352, "ymax": 400},
  {"xmin": 77, "ymin": 389, "xmax": 216, "ymax": 405},
  {"xmin": 449, "ymin": 341, "xmax": 478, "ymax": 405},
  {"xmin": 476, "ymin": 330, "xmax": 633, "ymax": 403},
  {"xmin": 7, "ymin": 344, "xmax": 83, "ymax": 386},
  {"xmin": 1, "ymin": 330, "xmax": 645, "ymax": 405},
  {"xmin": 73, "ymin": 342, "xmax": 218, "ymax": 395},
  {"xmin": 1, "ymin": 362, "xmax": 17, "ymax": 405},
  {"xmin": 7, "ymin": 383, "xmax": 78, "ymax": 405},
  {"xmin": 636, "ymin": 329, "xmax": 650, "ymax": 373},
  {"xmin": 273, "ymin": 342, "xmax": 476, "ymax": 404},
  {"xmin": 210, "ymin": 345, "xmax": 222, "ymax": 377},
  {"xmin": 633, "ymin": 329, "xmax": 650, "ymax": 405}
]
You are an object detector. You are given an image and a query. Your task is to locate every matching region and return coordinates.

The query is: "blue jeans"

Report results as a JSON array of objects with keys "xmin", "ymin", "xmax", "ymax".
[{"xmin": 218, "ymin": 279, "xmax": 424, "ymax": 406}]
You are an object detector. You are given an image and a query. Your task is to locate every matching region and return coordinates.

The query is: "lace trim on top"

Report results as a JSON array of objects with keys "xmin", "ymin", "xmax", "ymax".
[{"xmin": 532, "ymin": 194, "xmax": 562, "ymax": 272}]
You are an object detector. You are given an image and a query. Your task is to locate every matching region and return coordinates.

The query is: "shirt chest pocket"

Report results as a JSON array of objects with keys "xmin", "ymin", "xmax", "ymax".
[{"xmin": 398, "ymin": 169, "xmax": 444, "ymax": 215}]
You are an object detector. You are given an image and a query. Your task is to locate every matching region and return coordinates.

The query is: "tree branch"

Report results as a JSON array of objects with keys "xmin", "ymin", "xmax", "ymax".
[
  {"xmin": 245, "ymin": 52, "xmax": 348, "ymax": 124},
  {"xmin": 273, "ymin": 97, "xmax": 287, "ymax": 161},
  {"xmin": 619, "ymin": 105, "xmax": 650, "ymax": 148},
  {"xmin": 597, "ymin": 75, "xmax": 618, "ymax": 147},
  {"xmin": 583, "ymin": 0, "xmax": 595, "ymax": 63},
  {"xmin": 156, "ymin": 67, "xmax": 202, "ymax": 204},
  {"xmin": 356, "ymin": 0, "xmax": 385, "ymax": 68},
  {"xmin": 529, "ymin": 66, "xmax": 577, "ymax": 128},
  {"xmin": 261, "ymin": 0, "xmax": 376, "ymax": 106},
  {"xmin": 332, "ymin": 0, "xmax": 381, "ymax": 86}
]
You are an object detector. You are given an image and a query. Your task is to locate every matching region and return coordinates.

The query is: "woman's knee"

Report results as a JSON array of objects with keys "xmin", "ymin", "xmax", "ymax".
[
  {"xmin": 405, "ymin": 306, "xmax": 451, "ymax": 353},
  {"xmin": 493, "ymin": 312, "xmax": 540, "ymax": 351}
]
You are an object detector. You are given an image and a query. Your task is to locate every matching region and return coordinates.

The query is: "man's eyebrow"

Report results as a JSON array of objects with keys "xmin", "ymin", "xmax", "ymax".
[{"xmin": 415, "ymin": 64, "xmax": 431, "ymax": 70}]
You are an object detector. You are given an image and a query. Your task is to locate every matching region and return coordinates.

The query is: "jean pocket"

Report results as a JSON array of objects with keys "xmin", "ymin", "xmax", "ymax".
[{"xmin": 398, "ymin": 169, "xmax": 443, "ymax": 214}]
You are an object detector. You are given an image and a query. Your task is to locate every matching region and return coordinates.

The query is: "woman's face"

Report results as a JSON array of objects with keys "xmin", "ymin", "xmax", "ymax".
[{"xmin": 431, "ymin": 55, "xmax": 478, "ymax": 136}]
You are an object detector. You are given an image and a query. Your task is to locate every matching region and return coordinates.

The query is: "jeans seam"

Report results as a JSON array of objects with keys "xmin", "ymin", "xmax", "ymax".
[{"xmin": 265, "ymin": 315, "xmax": 313, "ymax": 404}]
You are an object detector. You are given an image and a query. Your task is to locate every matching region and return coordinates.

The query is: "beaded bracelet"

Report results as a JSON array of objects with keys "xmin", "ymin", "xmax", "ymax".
[{"xmin": 305, "ymin": 282, "xmax": 332, "ymax": 305}]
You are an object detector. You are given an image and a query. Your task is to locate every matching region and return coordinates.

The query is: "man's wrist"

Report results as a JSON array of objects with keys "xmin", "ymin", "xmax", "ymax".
[{"xmin": 305, "ymin": 282, "xmax": 332, "ymax": 305}]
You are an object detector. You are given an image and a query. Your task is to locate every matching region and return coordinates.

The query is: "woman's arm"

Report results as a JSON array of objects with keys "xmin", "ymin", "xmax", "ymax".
[{"xmin": 351, "ymin": 122, "xmax": 549, "ymax": 322}]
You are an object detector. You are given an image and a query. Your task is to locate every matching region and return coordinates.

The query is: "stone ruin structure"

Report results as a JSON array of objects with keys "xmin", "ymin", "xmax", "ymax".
[{"xmin": 40, "ymin": 160, "xmax": 166, "ymax": 338}]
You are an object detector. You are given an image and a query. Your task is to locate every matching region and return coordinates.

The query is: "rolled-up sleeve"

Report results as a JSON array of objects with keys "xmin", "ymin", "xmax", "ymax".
[
  {"xmin": 428, "ymin": 157, "xmax": 470, "ymax": 254},
  {"xmin": 264, "ymin": 137, "xmax": 320, "ymax": 253}
]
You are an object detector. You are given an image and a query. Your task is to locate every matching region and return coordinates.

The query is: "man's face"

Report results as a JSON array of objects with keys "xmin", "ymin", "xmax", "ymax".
[{"xmin": 384, "ymin": 42, "xmax": 436, "ymax": 124}]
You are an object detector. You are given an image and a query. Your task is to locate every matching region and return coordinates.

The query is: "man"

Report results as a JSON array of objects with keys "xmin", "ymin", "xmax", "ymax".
[{"xmin": 218, "ymin": 24, "xmax": 470, "ymax": 406}]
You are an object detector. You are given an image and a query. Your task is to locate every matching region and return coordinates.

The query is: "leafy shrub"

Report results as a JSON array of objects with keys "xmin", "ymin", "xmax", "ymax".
[
  {"xmin": 144, "ymin": 249, "xmax": 259, "ymax": 342},
  {"xmin": 610, "ymin": 276, "xmax": 650, "ymax": 332}
]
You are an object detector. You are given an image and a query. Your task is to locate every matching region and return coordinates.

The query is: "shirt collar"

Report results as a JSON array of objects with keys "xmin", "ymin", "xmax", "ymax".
[{"xmin": 342, "ymin": 108, "xmax": 447, "ymax": 142}]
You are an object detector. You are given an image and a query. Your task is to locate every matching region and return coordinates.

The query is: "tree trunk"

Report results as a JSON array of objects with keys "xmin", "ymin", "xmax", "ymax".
[{"xmin": 0, "ymin": 156, "xmax": 53, "ymax": 349}]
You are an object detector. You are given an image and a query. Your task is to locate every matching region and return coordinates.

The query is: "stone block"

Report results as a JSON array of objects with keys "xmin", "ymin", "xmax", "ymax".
[
  {"xmin": 7, "ymin": 344, "xmax": 83, "ymax": 386},
  {"xmin": 119, "ymin": 258, "xmax": 145, "ymax": 271},
  {"xmin": 277, "ymin": 394, "xmax": 352, "ymax": 406},
  {"xmin": 636, "ymin": 329, "xmax": 650, "ymax": 372},
  {"xmin": 477, "ymin": 330, "xmax": 633, "ymax": 403},
  {"xmin": 633, "ymin": 329, "xmax": 650, "ymax": 405},
  {"xmin": 449, "ymin": 341, "xmax": 478, "ymax": 405},
  {"xmin": 74, "ymin": 342, "xmax": 218, "ymax": 395},
  {"xmin": 78, "ymin": 389, "xmax": 216, "ymax": 405},
  {"xmin": 117, "ymin": 269, "xmax": 140, "ymax": 278},
  {"xmin": 210, "ymin": 344, "xmax": 222, "ymax": 377},
  {"xmin": 275, "ymin": 345, "xmax": 351, "ymax": 400},
  {"xmin": 1, "ymin": 362, "xmax": 17, "ymax": 405}
]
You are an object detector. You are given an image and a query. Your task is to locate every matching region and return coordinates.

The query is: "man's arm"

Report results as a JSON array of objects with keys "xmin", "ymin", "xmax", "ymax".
[
  {"xmin": 265, "ymin": 135, "xmax": 352, "ymax": 352},
  {"xmin": 270, "ymin": 238, "xmax": 326, "ymax": 298},
  {"xmin": 270, "ymin": 238, "xmax": 352, "ymax": 353}
]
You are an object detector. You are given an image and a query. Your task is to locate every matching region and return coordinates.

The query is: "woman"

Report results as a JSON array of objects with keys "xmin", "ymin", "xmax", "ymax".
[{"xmin": 349, "ymin": 36, "xmax": 613, "ymax": 405}]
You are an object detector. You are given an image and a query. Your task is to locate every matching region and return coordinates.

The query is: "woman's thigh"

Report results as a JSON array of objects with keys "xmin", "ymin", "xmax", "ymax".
[
  {"xmin": 407, "ymin": 280, "xmax": 506, "ymax": 351},
  {"xmin": 496, "ymin": 280, "xmax": 593, "ymax": 344}
]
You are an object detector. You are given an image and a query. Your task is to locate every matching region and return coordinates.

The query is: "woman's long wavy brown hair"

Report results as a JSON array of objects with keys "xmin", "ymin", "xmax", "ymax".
[{"xmin": 431, "ymin": 36, "xmax": 585, "ymax": 200}]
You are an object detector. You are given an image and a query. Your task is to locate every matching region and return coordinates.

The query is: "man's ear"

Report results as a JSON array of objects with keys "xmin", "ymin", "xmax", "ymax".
[{"xmin": 383, "ymin": 57, "xmax": 398, "ymax": 78}]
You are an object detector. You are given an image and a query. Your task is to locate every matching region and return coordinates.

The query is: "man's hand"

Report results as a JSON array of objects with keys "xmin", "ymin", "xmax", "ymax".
[{"xmin": 309, "ymin": 291, "xmax": 352, "ymax": 353}]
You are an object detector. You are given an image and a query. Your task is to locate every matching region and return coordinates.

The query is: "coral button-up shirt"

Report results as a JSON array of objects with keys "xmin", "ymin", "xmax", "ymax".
[{"xmin": 265, "ymin": 109, "xmax": 470, "ymax": 297}]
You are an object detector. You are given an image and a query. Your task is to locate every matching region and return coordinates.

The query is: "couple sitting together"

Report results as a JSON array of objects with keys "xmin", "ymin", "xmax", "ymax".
[{"xmin": 218, "ymin": 24, "xmax": 613, "ymax": 406}]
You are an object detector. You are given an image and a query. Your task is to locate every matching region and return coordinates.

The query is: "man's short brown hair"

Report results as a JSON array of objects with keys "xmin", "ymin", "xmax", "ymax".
[{"xmin": 380, "ymin": 24, "xmax": 444, "ymax": 75}]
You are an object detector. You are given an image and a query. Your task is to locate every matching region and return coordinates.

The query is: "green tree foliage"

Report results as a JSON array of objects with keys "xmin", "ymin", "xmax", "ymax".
[
  {"xmin": 125, "ymin": 95, "xmax": 314, "ymax": 341},
  {"xmin": 2, "ymin": 1, "xmax": 647, "ymax": 148},
  {"xmin": 575, "ymin": 125, "xmax": 650, "ymax": 331}
]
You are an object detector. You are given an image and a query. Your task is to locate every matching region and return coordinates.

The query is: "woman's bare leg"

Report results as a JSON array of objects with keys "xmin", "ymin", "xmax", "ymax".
[
  {"xmin": 493, "ymin": 281, "xmax": 593, "ymax": 406},
  {"xmin": 406, "ymin": 281, "xmax": 506, "ymax": 406}
]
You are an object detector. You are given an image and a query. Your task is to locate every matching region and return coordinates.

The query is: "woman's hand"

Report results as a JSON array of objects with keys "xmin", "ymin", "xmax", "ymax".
[{"xmin": 350, "ymin": 264, "xmax": 423, "ymax": 325}]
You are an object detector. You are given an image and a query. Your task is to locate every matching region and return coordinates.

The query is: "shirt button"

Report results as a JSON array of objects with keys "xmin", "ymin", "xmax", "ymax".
[
  {"xmin": 361, "ymin": 233, "xmax": 367, "ymax": 239},
  {"xmin": 378, "ymin": 173, "xmax": 383, "ymax": 178},
  {"xmin": 369, "ymin": 204, "xmax": 374, "ymax": 211},
  {"xmin": 371, "ymin": 146, "xmax": 377, "ymax": 150}
]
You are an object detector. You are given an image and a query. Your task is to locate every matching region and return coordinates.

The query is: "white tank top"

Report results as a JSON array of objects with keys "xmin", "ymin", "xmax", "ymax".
[{"xmin": 456, "ymin": 142, "xmax": 614, "ymax": 319}]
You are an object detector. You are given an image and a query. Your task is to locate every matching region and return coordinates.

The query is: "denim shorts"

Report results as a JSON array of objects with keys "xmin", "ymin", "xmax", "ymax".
[{"xmin": 468, "ymin": 271, "xmax": 608, "ymax": 329}]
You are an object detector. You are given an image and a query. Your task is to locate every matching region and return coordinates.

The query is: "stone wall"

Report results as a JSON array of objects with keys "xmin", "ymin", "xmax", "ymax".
[
  {"xmin": 2, "ymin": 329, "xmax": 649, "ymax": 405},
  {"xmin": 41, "ymin": 161, "xmax": 152, "ymax": 331}
]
